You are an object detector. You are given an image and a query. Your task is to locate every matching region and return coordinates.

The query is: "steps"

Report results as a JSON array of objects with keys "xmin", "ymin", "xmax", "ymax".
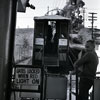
[{"xmin": 44, "ymin": 56, "xmax": 59, "ymax": 67}]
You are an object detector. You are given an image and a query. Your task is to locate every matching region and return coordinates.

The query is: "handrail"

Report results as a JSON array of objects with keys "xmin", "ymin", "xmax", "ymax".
[
  {"xmin": 15, "ymin": 57, "xmax": 31, "ymax": 65},
  {"xmin": 69, "ymin": 68, "xmax": 79, "ymax": 100}
]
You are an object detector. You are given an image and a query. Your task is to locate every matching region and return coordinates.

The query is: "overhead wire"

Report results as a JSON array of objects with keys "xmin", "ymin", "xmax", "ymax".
[
  {"xmin": 59, "ymin": 0, "xmax": 66, "ymax": 9},
  {"xmin": 48, "ymin": 0, "xmax": 54, "ymax": 10},
  {"xmin": 54, "ymin": 0, "xmax": 59, "ymax": 8},
  {"xmin": 57, "ymin": 0, "xmax": 63, "ymax": 9},
  {"xmin": 41, "ymin": 0, "xmax": 46, "ymax": 7},
  {"xmin": 56, "ymin": 0, "xmax": 59, "ymax": 8},
  {"xmin": 31, "ymin": 0, "xmax": 66, "ymax": 12},
  {"xmin": 53, "ymin": 0, "xmax": 57, "ymax": 9}
]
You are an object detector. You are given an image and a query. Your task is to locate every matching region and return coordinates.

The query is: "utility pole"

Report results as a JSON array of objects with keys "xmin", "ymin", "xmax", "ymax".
[{"xmin": 88, "ymin": 12, "xmax": 97, "ymax": 40}]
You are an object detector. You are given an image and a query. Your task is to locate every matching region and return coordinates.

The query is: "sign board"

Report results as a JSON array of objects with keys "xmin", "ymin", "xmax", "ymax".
[
  {"xmin": 15, "ymin": 68, "xmax": 41, "ymax": 85},
  {"xmin": 35, "ymin": 38, "xmax": 44, "ymax": 45},
  {"xmin": 59, "ymin": 39, "xmax": 67, "ymax": 46}
]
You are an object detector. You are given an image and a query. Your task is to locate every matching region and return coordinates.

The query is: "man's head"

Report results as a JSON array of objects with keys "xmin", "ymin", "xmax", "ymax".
[{"xmin": 85, "ymin": 40, "xmax": 95, "ymax": 52}]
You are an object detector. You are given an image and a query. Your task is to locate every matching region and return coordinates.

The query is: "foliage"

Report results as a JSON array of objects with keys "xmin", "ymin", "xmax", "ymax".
[{"xmin": 61, "ymin": 0, "xmax": 85, "ymax": 34}]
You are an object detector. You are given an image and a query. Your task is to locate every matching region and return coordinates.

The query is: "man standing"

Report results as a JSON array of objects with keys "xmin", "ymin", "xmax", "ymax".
[{"xmin": 74, "ymin": 40, "xmax": 99, "ymax": 100}]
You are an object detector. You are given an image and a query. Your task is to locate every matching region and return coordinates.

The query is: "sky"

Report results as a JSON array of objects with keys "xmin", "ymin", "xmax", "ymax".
[
  {"xmin": 16, "ymin": 0, "xmax": 67, "ymax": 28},
  {"xmin": 16, "ymin": 0, "xmax": 100, "ymax": 29},
  {"xmin": 83, "ymin": 0, "xmax": 100, "ymax": 29}
]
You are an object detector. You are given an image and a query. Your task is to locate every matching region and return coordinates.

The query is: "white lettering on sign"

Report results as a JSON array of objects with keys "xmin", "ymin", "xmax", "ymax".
[
  {"xmin": 16, "ymin": 68, "xmax": 26, "ymax": 73},
  {"xmin": 16, "ymin": 79, "xmax": 29, "ymax": 84},
  {"xmin": 15, "ymin": 68, "xmax": 41, "ymax": 85}
]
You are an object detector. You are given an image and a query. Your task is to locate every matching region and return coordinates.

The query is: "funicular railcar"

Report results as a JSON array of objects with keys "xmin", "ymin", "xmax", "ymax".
[
  {"xmin": 32, "ymin": 15, "xmax": 74, "ymax": 100},
  {"xmin": 33, "ymin": 15, "xmax": 73, "ymax": 73}
]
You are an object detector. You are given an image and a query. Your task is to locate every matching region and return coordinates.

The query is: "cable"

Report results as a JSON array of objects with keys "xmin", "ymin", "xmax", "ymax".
[
  {"xmin": 56, "ymin": 0, "xmax": 59, "ymax": 8},
  {"xmin": 60, "ymin": 0, "xmax": 66, "ymax": 9},
  {"xmin": 53, "ymin": 0, "xmax": 57, "ymax": 9},
  {"xmin": 57, "ymin": 0, "xmax": 63, "ymax": 8},
  {"xmin": 54, "ymin": 0, "xmax": 58, "ymax": 8}
]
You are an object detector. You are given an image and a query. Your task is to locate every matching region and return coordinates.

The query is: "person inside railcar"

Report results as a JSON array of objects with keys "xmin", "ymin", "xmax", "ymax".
[{"xmin": 45, "ymin": 25, "xmax": 53, "ymax": 54}]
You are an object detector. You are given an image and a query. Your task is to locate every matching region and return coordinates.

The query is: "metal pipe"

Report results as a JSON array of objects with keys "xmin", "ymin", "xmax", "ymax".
[
  {"xmin": 6, "ymin": 0, "xmax": 17, "ymax": 99},
  {"xmin": 75, "ymin": 67, "xmax": 78, "ymax": 100},
  {"xmin": 69, "ymin": 72, "xmax": 72, "ymax": 100},
  {"xmin": 0, "ymin": 0, "xmax": 17, "ymax": 100}
]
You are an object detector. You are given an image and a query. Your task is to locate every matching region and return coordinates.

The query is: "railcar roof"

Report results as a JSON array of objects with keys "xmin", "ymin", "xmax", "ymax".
[{"xmin": 34, "ymin": 15, "xmax": 71, "ymax": 21}]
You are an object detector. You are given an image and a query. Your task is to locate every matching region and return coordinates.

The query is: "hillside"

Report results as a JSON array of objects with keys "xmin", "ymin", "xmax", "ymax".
[
  {"xmin": 70, "ymin": 28, "xmax": 100, "ymax": 49},
  {"xmin": 14, "ymin": 28, "xmax": 34, "ymax": 64}
]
